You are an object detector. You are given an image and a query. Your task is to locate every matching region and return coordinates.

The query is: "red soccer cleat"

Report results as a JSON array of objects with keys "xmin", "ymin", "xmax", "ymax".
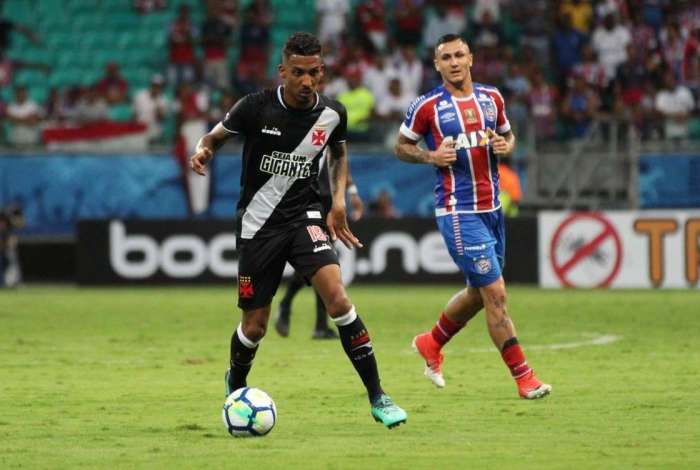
[
  {"xmin": 516, "ymin": 370, "xmax": 552, "ymax": 399},
  {"xmin": 411, "ymin": 332, "xmax": 445, "ymax": 388}
]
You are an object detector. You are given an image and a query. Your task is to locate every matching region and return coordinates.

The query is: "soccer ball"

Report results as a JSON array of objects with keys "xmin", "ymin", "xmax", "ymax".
[{"xmin": 222, "ymin": 387, "xmax": 277, "ymax": 437}]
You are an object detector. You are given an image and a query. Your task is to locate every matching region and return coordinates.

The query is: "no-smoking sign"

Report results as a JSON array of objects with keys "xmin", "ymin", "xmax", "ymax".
[{"xmin": 549, "ymin": 213, "xmax": 623, "ymax": 288}]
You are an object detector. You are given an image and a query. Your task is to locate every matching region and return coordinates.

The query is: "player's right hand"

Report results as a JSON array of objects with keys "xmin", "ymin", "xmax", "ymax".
[
  {"xmin": 429, "ymin": 137, "xmax": 457, "ymax": 167},
  {"xmin": 190, "ymin": 148, "xmax": 214, "ymax": 176}
]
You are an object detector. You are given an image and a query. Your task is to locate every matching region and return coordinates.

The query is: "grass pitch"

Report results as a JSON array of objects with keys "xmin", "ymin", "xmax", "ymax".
[{"xmin": 1, "ymin": 285, "xmax": 698, "ymax": 469}]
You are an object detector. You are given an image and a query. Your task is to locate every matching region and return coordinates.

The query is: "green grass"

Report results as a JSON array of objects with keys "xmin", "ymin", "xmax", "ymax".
[{"xmin": 1, "ymin": 286, "xmax": 699, "ymax": 469}]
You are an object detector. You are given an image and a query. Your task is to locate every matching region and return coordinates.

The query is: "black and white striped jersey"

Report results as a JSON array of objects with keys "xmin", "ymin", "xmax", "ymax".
[{"xmin": 221, "ymin": 86, "xmax": 347, "ymax": 240}]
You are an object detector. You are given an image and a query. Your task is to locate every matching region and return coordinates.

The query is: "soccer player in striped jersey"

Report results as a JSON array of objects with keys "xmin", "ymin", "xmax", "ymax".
[{"xmin": 394, "ymin": 34, "xmax": 551, "ymax": 399}]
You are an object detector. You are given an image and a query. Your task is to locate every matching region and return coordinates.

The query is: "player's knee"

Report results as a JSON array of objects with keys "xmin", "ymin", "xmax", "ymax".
[
  {"xmin": 324, "ymin": 289, "xmax": 352, "ymax": 318},
  {"xmin": 241, "ymin": 314, "xmax": 268, "ymax": 342}
]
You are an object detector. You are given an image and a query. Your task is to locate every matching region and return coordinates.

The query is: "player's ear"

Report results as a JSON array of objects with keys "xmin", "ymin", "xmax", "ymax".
[
  {"xmin": 278, "ymin": 63, "xmax": 286, "ymax": 80},
  {"xmin": 433, "ymin": 58, "xmax": 439, "ymax": 72},
  {"xmin": 467, "ymin": 52, "xmax": 473, "ymax": 68}
]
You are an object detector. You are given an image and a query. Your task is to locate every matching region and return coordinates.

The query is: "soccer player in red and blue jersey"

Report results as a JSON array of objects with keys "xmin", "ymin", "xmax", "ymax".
[{"xmin": 394, "ymin": 34, "xmax": 551, "ymax": 399}]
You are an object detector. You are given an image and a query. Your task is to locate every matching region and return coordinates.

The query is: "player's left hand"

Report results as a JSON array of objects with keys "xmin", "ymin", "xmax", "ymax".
[
  {"xmin": 486, "ymin": 129, "xmax": 512, "ymax": 155},
  {"xmin": 327, "ymin": 203, "xmax": 363, "ymax": 249}
]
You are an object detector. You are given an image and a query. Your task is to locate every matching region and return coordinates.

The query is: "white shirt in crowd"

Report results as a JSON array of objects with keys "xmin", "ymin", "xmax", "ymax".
[
  {"xmin": 316, "ymin": 0, "xmax": 349, "ymax": 44},
  {"xmin": 592, "ymin": 24, "xmax": 632, "ymax": 79},
  {"xmin": 375, "ymin": 89, "xmax": 414, "ymax": 119},
  {"xmin": 133, "ymin": 89, "xmax": 169, "ymax": 140},
  {"xmin": 655, "ymin": 85, "xmax": 695, "ymax": 139},
  {"xmin": 6, "ymin": 99, "xmax": 42, "ymax": 146}
]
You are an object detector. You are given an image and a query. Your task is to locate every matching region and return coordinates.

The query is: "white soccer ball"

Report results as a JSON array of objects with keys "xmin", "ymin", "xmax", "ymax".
[{"xmin": 222, "ymin": 387, "xmax": 277, "ymax": 437}]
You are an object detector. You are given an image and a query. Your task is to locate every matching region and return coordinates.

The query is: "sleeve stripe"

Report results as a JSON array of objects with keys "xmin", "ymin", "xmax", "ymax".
[
  {"xmin": 497, "ymin": 123, "xmax": 511, "ymax": 134},
  {"xmin": 220, "ymin": 122, "xmax": 239, "ymax": 134},
  {"xmin": 407, "ymin": 95, "xmax": 437, "ymax": 131},
  {"xmin": 400, "ymin": 122, "xmax": 421, "ymax": 141}
]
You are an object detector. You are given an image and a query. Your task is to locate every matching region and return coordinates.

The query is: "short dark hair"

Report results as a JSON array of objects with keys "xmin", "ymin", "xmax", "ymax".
[
  {"xmin": 434, "ymin": 34, "xmax": 467, "ymax": 53},
  {"xmin": 283, "ymin": 32, "xmax": 322, "ymax": 61}
]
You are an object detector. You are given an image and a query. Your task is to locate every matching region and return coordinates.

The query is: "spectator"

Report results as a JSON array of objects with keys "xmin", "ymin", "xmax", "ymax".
[
  {"xmin": 5, "ymin": 86, "xmax": 42, "ymax": 147},
  {"xmin": 133, "ymin": 74, "xmax": 170, "ymax": 143},
  {"xmin": 237, "ymin": 0, "xmax": 272, "ymax": 91},
  {"xmin": 614, "ymin": 44, "xmax": 648, "ymax": 112},
  {"xmin": 167, "ymin": 4, "xmax": 198, "ymax": 85},
  {"xmin": 95, "ymin": 63, "xmax": 128, "ymax": 100},
  {"xmin": 560, "ymin": 0, "xmax": 594, "ymax": 35},
  {"xmin": 423, "ymin": 5, "xmax": 461, "ymax": 52},
  {"xmin": 105, "ymin": 85, "xmax": 133, "ymax": 122},
  {"xmin": 316, "ymin": 0, "xmax": 350, "ymax": 46},
  {"xmin": 682, "ymin": 26, "xmax": 700, "ymax": 85},
  {"xmin": 659, "ymin": 21, "xmax": 686, "ymax": 81},
  {"xmin": 356, "ymin": 0, "xmax": 387, "ymax": 52},
  {"xmin": 201, "ymin": 3, "xmax": 234, "ymax": 91},
  {"xmin": 562, "ymin": 75, "xmax": 600, "ymax": 138},
  {"xmin": 592, "ymin": 14, "xmax": 632, "ymax": 81},
  {"xmin": 0, "ymin": 204, "xmax": 24, "ymax": 288},
  {"xmin": 572, "ymin": 44, "xmax": 606, "ymax": 88},
  {"xmin": 529, "ymin": 69, "xmax": 559, "ymax": 140},
  {"xmin": 362, "ymin": 52, "xmax": 393, "ymax": 106},
  {"xmin": 654, "ymin": 71, "xmax": 695, "ymax": 141},
  {"xmin": 368, "ymin": 189, "xmax": 398, "ymax": 218},
  {"xmin": 133, "ymin": 0, "xmax": 166, "ymax": 14},
  {"xmin": 219, "ymin": 0, "xmax": 240, "ymax": 28},
  {"xmin": 337, "ymin": 65, "xmax": 375, "ymax": 138},
  {"xmin": 512, "ymin": 0, "xmax": 550, "ymax": 68},
  {"xmin": 74, "ymin": 86, "xmax": 109, "ymax": 124},
  {"xmin": 471, "ymin": 10, "xmax": 504, "ymax": 49},
  {"xmin": 393, "ymin": 0, "xmax": 423, "ymax": 47},
  {"xmin": 551, "ymin": 13, "xmax": 586, "ymax": 90},
  {"xmin": 375, "ymin": 77, "xmax": 412, "ymax": 121},
  {"xmin": 321, "ymin": 66, "xmax": 348, "ymax": 98},
  {"xmin": 389, "ymin": 44, "xmax": 422, "ymax": 97},
  {"xmin": 472, "ymin": 0, "xmax": 503, "ymax": 24}
]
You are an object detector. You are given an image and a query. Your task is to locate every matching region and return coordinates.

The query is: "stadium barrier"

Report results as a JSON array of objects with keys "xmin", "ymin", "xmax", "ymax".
[{"xmin": 71, "ymin": 217, "xmax": 539, "ymax": 285}]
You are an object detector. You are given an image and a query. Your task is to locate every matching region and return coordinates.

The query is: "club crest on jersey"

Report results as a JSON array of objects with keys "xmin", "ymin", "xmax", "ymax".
[
  {"xmin": 474, "ymin": 258, "xmax": 492, "ymax": 274},
  {"xmin": 260, "ymin": 151, "xmax": 312, "ymax": 178},
  {"xmin": 238, "ymin": 276, "xmax": 254, "ymax": 298},
  {"xmin": 311, "ymin": 128, "xmax": 326, "ymax": 146},
  {"xmin": 465, "ymin": 108, "xmax": 478, "ymax": 124},
  {"xmin": 454, "ymin": 130, "xmax": 491, "ymax": 150},
  {"xmin": 482, "ymin": 102, "xmax": 496, "ymax": 122}
]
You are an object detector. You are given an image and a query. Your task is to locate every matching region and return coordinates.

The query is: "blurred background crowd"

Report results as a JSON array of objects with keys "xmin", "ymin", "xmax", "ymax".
[{"xmin": 1, "ymin": 0, "xmax": 699, "ymax": 151}]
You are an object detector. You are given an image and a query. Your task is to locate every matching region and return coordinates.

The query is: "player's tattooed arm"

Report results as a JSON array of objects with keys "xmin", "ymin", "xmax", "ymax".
[
  {"xmin": 327, "ymin": 141, "xmax": 363, "ymax": 249},
  {"xmin": 394, "ymin": 134, "xmax": 457, "ymax": 167},
  {"xmin": 190, "ymin": 123, "xmax": 234, "ymax": 176}
]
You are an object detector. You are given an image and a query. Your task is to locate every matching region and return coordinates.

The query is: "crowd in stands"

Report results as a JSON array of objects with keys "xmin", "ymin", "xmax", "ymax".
[{"xmin": 1, "ymin": 0, "xmax": 700, "ymax": 150}]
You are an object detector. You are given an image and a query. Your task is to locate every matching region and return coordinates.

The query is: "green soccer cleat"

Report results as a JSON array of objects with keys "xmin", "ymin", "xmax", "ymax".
[{"xmin": 371, "ymin": 395, "xmax": 407, "ymax": 429}]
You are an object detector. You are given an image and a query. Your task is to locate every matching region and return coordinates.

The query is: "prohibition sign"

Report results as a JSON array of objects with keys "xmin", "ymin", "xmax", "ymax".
[{"xmin": 550, "ymin": 212, "xmax": 623, "ymax": 288}]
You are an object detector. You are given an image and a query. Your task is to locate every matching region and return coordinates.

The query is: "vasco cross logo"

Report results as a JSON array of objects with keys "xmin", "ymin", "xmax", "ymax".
[
  {"xmin": 260, "ymin": 151, "xmax": 312, "ymax": 178},
  {"xmin": 238, "ymin": 275, "xmax": 254, "ymax": 298}
]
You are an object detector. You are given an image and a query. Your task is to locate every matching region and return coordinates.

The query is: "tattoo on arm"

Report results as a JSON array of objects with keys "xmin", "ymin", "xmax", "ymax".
[{"xmin": 394, "ymin": 134, "xmax": 431, "ymax": 164}]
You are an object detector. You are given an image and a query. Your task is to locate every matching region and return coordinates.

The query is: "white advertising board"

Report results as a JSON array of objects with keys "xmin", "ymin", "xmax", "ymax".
[{"xmin": 538, "ymin": 211, "xmax": 700, "ymax": 288}]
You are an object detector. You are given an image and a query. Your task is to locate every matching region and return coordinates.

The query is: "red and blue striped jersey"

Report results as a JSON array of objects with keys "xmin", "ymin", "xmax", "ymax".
[{"xmin": 399, "ymin": 83, "xmax": 511, "ymax": 215}]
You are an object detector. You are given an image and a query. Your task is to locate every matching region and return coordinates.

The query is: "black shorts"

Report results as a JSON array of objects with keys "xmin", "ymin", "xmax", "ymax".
[{"xmin": 236, "ymin": 222, "xmax": 339, "ymax": 310}]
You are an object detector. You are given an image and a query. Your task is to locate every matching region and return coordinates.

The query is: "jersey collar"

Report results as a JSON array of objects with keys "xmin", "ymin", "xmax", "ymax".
[{"xmin": 277, "ymin": 86, "xmax": 320, "ymax": 111}]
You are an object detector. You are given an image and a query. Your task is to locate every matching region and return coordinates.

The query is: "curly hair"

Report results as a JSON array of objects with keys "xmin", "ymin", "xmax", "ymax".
[{"xmin": 282, "ymin": 32, "xmax": 322, "ymax": 61}]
